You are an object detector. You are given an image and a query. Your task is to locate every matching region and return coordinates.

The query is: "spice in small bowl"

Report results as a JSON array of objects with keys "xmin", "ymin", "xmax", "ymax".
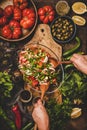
[
  {"xmin": 55, "ymin": 0, "xmax": 70, "ymax": 16},
  {"xmin": 20, "ymin": 90, "xmax": 32, "ymax": 103}
]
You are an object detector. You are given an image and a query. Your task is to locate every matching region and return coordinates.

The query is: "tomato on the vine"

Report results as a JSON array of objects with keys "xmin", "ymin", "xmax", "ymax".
[
  {"xmin": 2, "ymin": 20, "xmax": 22, "ymax": 39},
  {"xmin": 20, "ymin": 8, "xmax": 36, "ymax": 29},
  {"xmin": 38, "ymin": 5, "xmax": 55, "ymax": 24}
]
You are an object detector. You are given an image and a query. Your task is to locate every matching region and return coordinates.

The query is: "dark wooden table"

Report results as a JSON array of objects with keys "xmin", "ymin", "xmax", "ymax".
[
  {"xmin": 0, "ymin": 0, "xmax": 87, "ymax": 130},
  {"xmin": 33, "ymin": 0, "xmax": 87, "ymax": 130},
  {"xmin": 33, "ymin": 0, "xmax": 87, "ymax": 54}
]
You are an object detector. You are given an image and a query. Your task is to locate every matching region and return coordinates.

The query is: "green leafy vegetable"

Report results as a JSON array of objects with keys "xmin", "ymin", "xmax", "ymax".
[
  {"xmin": 0, "ymin": 72, "xmax": 13, "ymax": 99},
  {"xmin": 46, "ymin": 98, "xmax": 72, "ymax": 130},
  {"xmin": 60, "ymin": 69, "xmax": 87, "ymax": 103},
  {"xmin": 0, "ymin": 106, "xmax": 16, "ymax": 130}
]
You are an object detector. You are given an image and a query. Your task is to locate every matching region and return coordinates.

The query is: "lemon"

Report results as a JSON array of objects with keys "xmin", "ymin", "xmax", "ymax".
[
  {"xmin": 71, "ymin": 108, "xmax": 82, "ymax": 119},
  {"xmin": 72, "ymin": 2, "xmax": 87, "ymax": 14},
  {"xmin": 72, "ymin": 15, "xmax": 86, "ymax": 26}
]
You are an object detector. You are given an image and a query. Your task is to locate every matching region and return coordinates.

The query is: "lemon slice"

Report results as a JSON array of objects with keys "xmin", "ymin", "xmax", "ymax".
[
  {"xmin": 72, "ymin": 2, "xmax": 87, "ymax": 14},
  {"xmin": 71, "ymin": 108, "xmax": 82, "ymax": 119},
  {"xmin": 72, "ymin": 15, "xmax": 86, "ymax": 26}
]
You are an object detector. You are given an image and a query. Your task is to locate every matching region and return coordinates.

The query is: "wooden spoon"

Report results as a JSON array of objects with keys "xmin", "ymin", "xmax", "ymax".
[
  {"xmin": 34, "ymin": 82, "xmax": 49, "ymax": 130},
  {"xmin": 40, "ymin": 82, "xmax": 50, "ymax": 100},
  {"xmin": 56, "ymin": 60, "xmax": 72, "ymax": 66},
  {"xmin": 34, "ymin": 60, "xmax": 71, "ymax": 130},
  {"xmin": 49, "ymin": 57, "xmax": 72, "ymax": 68}
]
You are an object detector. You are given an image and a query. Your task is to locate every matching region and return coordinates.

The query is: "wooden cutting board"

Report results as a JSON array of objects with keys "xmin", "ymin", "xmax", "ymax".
[
  {"xmin": 24, "ymin": 24, "xmax": 63, "ymax": 104},
  {"xmin": 25, "ymin": 24, "xmax": 62, "ymax": 60}
]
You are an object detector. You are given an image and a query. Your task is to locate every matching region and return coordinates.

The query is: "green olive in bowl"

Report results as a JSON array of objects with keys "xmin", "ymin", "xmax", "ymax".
[{"xmin": 50, "ymin": 16, "xmax": 76, "ymax": 44}]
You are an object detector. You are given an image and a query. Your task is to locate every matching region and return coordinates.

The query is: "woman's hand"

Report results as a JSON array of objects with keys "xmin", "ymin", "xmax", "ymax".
[
  {"xmin": 70, "ymin": 53, "xmax": 87, "ymax": 74},
  {"xmin": 32, "ymin": 99, "xmax": 50, "ymax": 130}
]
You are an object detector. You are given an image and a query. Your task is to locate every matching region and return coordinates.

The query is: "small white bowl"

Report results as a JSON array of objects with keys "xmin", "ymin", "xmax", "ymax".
[{"xmin": 55, "ymin": 0, "xmax": 70, "ymax": 16}]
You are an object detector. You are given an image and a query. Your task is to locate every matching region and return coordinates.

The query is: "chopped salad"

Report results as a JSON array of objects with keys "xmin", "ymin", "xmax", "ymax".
[{"xmin": 19, "ymin": 47, "xmax": 60, "ymax": 90}]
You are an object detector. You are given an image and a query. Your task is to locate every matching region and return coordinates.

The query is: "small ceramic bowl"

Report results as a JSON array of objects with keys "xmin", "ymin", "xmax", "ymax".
[
  {"xmin": 55, "ymin": 0, "xmax": 70, "ymax": 16},
  {"xmin": 20, "ymin": 90, "xmax": 32, "ymax": 103},
  {"xmin": 50, "ymin": 16, "xmax": 76, "ymax": 44}
]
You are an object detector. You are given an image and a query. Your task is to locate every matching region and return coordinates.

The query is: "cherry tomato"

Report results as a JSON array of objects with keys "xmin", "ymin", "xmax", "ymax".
[
  {"xmin": 28, "ymin": 76, "xmax": 39, "ymax": 87},
  {"xmin": 38, "ymin": 5, "xmax": 55, "ymax": 24},
  {"xmin": 20, "ymin": 8, "xmax": 36, "ymax": 29}
]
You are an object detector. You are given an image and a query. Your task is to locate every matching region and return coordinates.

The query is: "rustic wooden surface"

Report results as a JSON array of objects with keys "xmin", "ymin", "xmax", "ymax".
[
  {"xmin": 25, "ymin": 24, "xmax": 62, "ymax": 60},
  {"xmin": 32, "ymin": 1, "xmax": 87, "ymax": 130},
  {"xmin": 33, "ymin": 0, "xmax": 87, "ymax": 54},
  {"xmin": 0, "ymin": 0, "xmax": 87, "ymax": 130}
]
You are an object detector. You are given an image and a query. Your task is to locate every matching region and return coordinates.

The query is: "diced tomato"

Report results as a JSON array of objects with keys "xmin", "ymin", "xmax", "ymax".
[
  {"xmin": 19, "ymin": 51, "xmax": 27, "ymax": 56},
  {"xmin": 19, "ymin": 58, "xmax": 27, "ymax": 64},
  {"xmin": 32, "ymin": 79, "xmax": 39, "ymax": 87},
  {"xmin": 52, "ymin": 78, "xmax": 57, "ymax": 83},
  {"xmin": 38, "ymin": 61, "xmax": 43, "ymax": 67},
  {"xmin": 28, "ymin": 76, "xmax": 39, "ymax": 87},
  {"xmin": 40, "ymin": 57, "xmax": 45, "ymax": 62}
]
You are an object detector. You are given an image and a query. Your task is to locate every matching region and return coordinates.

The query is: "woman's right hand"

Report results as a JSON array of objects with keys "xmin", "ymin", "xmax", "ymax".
[
  {"xmin": 32, "ymin": 99, "xmax": 50, "ymax": 130},
  {"xmin": 70, "ymin": 53, "xmax": 87, "ymax": 74}
]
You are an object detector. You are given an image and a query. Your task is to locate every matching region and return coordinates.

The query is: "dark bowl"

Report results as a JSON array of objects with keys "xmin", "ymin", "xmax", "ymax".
[
  {"xmin": 0, "ymin": 0, "xmax": 38, "ymax": 42},
  {"xmin": 50, "ymin": 16, "xmax": 76, "ymax": 44}
]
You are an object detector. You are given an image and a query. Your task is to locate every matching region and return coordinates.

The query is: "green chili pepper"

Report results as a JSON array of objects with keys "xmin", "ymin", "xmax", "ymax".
[
  {"xmin": 22, "ymin": 122, "xmax": 33, "ymax": 130},
  {"xmin": 64, "ymin": 64, "xmax": 74, "ymax": 70},
  {"xmin": 63, "ymin": 37, "xmax": 81, "ymax": 57},
  {"xmin": 63, "ymin": 51, "xmax": 84, "ymax": 61}
]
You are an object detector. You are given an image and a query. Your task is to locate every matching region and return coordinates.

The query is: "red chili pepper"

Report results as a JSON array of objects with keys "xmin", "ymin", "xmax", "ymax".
[{"xmin": 12, "ymin": 104, "xmax": 22, "ymax": 130}]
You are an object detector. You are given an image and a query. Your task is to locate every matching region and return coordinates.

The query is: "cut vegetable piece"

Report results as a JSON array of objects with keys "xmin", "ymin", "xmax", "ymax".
[
  {"xmin": 72, "ymin": 15, "xmax": 86, "ymax": 26},
  {"xmin": 71, "ymin": 107, "xmax": 82, "ymax": 119},
  {"xmin": 72, "ymin": 2, "xmax": 87, "ymax": 14}
]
